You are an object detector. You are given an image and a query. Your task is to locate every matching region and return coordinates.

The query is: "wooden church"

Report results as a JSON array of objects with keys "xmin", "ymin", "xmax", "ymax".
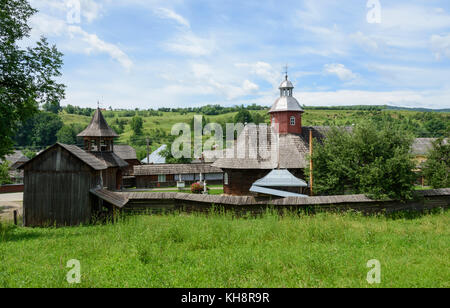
[
  {"xmin": 19, "ymin": 108, "xmax": 128, "ymax": 226},
  {"xmin": 213, "ymin": 74, "xmax": 332, "ymax": 196}
]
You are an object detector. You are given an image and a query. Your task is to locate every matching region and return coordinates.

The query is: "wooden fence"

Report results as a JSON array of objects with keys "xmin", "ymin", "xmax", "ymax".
[{"xmin": 96, "ymin": 188, "xmax": 450, "ymax": 215}]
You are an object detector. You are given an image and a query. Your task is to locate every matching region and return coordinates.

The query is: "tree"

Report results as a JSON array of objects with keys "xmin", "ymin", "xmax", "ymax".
[
  {"xmin": 130, "ymin": 116, "xmax": 144, "ymax": 135},
  {"xmin": 422, "ymin": 138, "xmax": 450, "ymax": 188},
  {"xmin": 0, "ymin": 161, "xmax": 12, "ymax": 185},
  {"xmin": 234, "ymin": 109, "xmax": 253, "ymax": 124},
  {"xmin": 251, "ymin": 112, "xmax": 267, "ymax": 125},
  {"xmin": 0, "ymin": 0, "xmax": 65, "ymax": 158},
  {"xmin": 15, "ymin": 112, "xmax": 63, "ymax": 147},
  {"xmin": 306, "ymin": 122, "xmax": 416, "ymax": 200},
  {"xmin": 57, "ymin": 124, "xmax": 84, "ymax": 145}
]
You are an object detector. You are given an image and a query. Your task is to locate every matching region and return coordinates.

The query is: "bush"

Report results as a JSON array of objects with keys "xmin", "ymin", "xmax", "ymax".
[
  {"xmin": 423, "ymin": 138, "xmax": 450, "ymax": 188},
  {"xmin": 307, "ymin": 122, "xmax": 416, "ymax": 200},
  {"xmin": 191, "ymin": 182, "xmax": 204, "ymax": 194}
]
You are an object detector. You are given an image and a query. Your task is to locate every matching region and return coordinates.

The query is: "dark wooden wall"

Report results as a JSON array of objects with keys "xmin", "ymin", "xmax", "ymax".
[
  {"xmin": 101, "ymin": 167, "xmax": 121, "ymax": 190},
  {"xmin": 23, "ymin": 146, "xmax": 102, "ymax": 227}
]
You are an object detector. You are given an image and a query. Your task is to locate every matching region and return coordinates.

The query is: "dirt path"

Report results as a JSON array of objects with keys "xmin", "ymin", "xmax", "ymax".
[{"xmin": 0, "ymin": 193, "xmax": 23, "ymax": 221}]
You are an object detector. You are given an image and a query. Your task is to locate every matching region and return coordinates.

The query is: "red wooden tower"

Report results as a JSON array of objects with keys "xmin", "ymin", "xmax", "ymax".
[{"xmin": 269, "ymin": 74, "xmax": 304, "ymax": 135}]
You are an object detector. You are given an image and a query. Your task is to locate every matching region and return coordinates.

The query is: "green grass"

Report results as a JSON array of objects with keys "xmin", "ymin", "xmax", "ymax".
[{"xmin": 1, "ymin": 210, "xmax": 449, "ymax": 288}]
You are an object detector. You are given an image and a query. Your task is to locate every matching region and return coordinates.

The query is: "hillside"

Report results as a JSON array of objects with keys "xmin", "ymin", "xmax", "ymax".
[{"xmin": 58, "ymin": 107, "xmax": 450, "ymax": 160}]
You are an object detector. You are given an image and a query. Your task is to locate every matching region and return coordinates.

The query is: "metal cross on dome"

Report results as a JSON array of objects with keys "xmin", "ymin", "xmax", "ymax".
[{"xmin": 283, "ymin": 64, "xmax": 289, "ymax": 79}]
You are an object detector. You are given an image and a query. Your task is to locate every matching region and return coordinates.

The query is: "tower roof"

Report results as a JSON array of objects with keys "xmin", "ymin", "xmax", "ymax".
[
  {"xmin": 252, "ymin": 169, "xmax": 307, "ymax": 188},
  {"xmin": 279, "ymin": 76, "xmax": 294, "ymax": 89},
  {"xmin": 269, "ymin": 96, "xmax": 303, "ymax": 113},
  {"xmin": 77, "ymin": 108, "xmax": 119, "ymax": 138},
  {"xmin": 269, "ymin": 75, "xmax": 303, "ymax": 113}
]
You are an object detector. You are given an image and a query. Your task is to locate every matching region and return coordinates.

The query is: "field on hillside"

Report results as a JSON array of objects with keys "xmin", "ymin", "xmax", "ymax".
[
  {"xmin": 61, "ymin": 108, "xmax": 450, "ymax": 159},
  {"xmin": 1, "ymin": 210, "xmax": 448, "ymax": 288}
]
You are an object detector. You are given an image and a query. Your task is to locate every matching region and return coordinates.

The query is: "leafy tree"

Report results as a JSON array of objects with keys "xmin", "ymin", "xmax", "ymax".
[
  {"xmin": 234, "ymin": 109, "xmax": 253, "ymax": 124},
  {"xmin": 306, "ymin": 122, "xmax": 416, "ymax": 200},
  {"xmin": 23, "ymin": 149, "xmax": 36, "ymax": 160},
  {"xmin": 130, "ymin": 116, "xmax": 144, "ymax": 135},
  {"xmin": 160, "ymin": 142, "xmax": 192, "ymax": 164},
  {"xmin": 57, "ymin": 124, "xmax": 84, "ymax": 145},
  {"xmin": 251, "ymin": 112, "xmax": 267, "ymax": 125},
  {"xmin": 0, "ymin": 161, "xmax": 12, "ymax": 185},
  {"xmin": 422, "ymin": 138, "xmax": 450, "ymax": 188},
  {"xmin": 15, "ymin": 112, "xmax": 63, "ymax": 147},
  {"xmin": 0, "ymin": 0, "xmax": 65, "ymax": 158}
]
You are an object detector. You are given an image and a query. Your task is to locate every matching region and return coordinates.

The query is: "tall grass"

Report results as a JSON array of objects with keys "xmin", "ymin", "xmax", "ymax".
[{"xmin": 0, "ymin": 210, "xmax": 449, "ymax": 288}]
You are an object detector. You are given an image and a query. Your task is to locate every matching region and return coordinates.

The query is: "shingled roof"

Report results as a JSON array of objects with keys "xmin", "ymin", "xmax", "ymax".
[
  {"xmin": 91, "ymin": 151, "xmax": 129, "ymax": 168},
  {"xmin": 114, "ymin": 145, "xmax": 138, "ymax": 161},
  {"xmin": 212, "ymin": 125, "xmax": 341, "ymax": 170},
  {"xmin": 77, "ymin": 108, "xmax": 119, "ymax": 138},
  {"xmin": 0, "ymin": 150, "xmax": 29, "ymax": 168},
  {"xmin": 134, "ymin": 163, "xmax": 223, "ymax": 176},
  {"xmin": 19, "ymin": 143, "xmax": 107, "ymax": 171}
]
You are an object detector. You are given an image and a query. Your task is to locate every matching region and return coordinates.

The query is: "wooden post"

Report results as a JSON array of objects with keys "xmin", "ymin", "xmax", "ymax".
[
  {"xmin": 13, "ymin": 210, "xmax": 18, "ymax": 226},
  {"xmin": 146, "ymin": 138, "xmax": 150, "ymax": 164},
  {"xmin": 309, "ymin": 129, "xmax": 313, "ymax": 197}
]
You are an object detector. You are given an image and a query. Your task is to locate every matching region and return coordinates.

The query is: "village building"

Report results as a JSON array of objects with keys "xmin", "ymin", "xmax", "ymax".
[
  {"xmin": 0, "ymin": 150, "xmax": 29, "ymax": 184},
  {"xmin": 76, "ymin": 108, "xmax": 128, "ymax": 189},
  {"xmin": 19, "ymin": 108, "xmax": 128, "ymax": 226},
  {"xmin": 213, "ymin": 74, "xmax": 332, "ymax": 196},
  {"xmin": 134, "ymin": 163, "xmax": 223, "ymax": 188},
  {"xmin": 113, "ymin": 145, "xmax": 140, "ymax": 176},
  {"xmin": 141, "ymin": 144, "xmax": 167, "ymax": 164}
]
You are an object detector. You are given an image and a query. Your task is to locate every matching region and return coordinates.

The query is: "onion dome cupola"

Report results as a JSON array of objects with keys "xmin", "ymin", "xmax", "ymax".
[{"xmin": 269, "ymin": 73, "xmax": 304, "ymax": 135}]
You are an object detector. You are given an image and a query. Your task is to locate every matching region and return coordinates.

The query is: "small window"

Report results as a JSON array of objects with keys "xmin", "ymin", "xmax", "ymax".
[
  {"xmin": 158, "ymin": 174, "xmax": 166, "ymax": 183},
  {"xmin": 224, "ymin": 172, "xmax": 229, "ymax": 185},
  {"xmin": 290, "ymin": 116, "xmax": 296, "ymax": 126}
]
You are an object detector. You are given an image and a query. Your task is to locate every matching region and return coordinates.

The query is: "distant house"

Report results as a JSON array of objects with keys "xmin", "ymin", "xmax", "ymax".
[
  {"xmin": 141, "ymin": 144, "xmax": 167, "ymax": 164},
  {"xmin": 134, "ymin": 163, "xmax": 223, "ymax": 188},
  {"xmin": 411, "ymin": 138, "xmax": 439, "ymax": 167},
  {"xmin": 19, "ymin": 108, "xmax": 129, "ymax": 226},
  {"xmin": 114, "ymin": 145, "xmax": 140, "ymax": 175},
  {"xmin": 0, "ymin": 150, "xmax": 29, "ymax": 184}
]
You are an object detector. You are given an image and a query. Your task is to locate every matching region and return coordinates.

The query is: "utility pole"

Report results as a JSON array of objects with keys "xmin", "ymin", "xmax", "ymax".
[
  {"xmin": 146, "ymin": 137, "xmax": 150, "ymax": 164},
  {"xmin": 309, "ymin": 129, "xmax": 314, "ymax": 197}
]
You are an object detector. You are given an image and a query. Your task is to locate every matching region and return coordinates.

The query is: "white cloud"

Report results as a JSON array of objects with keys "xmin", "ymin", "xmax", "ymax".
[
  {"xmin": 324, "ymin": 64, "xmax": 358, "ymax": 81},
  {"xmin": 81, "ymin": 0, "xmax": 103, "ymax": 23},
  {"xmin": 243, "ymin": 80, "xmax": 259, "ymax": 92},
  {"xmin": 431, "ymin": 34, "xmax": 450, "ymax": 60},
  {"xmin": 68, "ymin": 26, "xmax": 133, "ymax": 71},
  {"xmin": 26, "ymin": 10, "xmax": 133, "ymax": 71},
  {"xmin": 164, "ymin": 32, "xmax": 216, "ymax": 56},
  {"xmin": 154, "ymin": 7, "xmax": 190, "ymax": 28},
  {"xmin": 235, "ymin": 62, "xmax": 279, "ymax": 88}
]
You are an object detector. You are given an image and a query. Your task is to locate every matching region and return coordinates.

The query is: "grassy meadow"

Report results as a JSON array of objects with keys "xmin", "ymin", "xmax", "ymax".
[{"xmin": 1, "ymin": 210, "xmax": 448, "ymax": 288}]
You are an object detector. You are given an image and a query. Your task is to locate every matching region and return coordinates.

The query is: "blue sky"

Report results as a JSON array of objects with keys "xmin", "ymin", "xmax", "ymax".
[{"xmin": 25, "ymin": 0, "xmax": 450, "ymax": 109}]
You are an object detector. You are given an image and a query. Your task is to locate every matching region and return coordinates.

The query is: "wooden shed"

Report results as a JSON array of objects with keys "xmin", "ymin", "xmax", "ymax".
[
  {"xmin": 19, "ymin": 108, "xmax": 130, "ymax": 226},
  {"xmin": 19, "ymin": 143, "xmax": 108, "ymax": 226}
]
